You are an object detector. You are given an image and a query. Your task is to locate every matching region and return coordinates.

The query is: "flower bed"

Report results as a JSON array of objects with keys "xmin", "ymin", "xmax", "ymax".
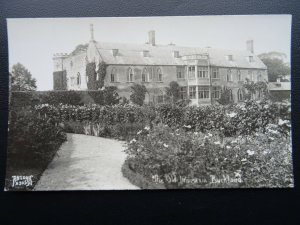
[{"xmin": 124, "ymin": 124, "xmax": 293, "ymax": 188}]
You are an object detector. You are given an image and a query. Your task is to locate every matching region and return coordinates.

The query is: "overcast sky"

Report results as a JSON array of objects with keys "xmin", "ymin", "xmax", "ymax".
[{"xmin": 7, "ymin": 15, "xmax": 291, "ymax": 90}]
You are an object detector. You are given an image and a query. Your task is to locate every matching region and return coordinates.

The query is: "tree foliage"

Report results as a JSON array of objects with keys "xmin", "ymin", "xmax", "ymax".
[
  {"xmin": 10, "ymin": 63, "xmax": 37, "ymax": 91},
  {"xmin": 86, "ymin": 61, "xmax": 107, "ymax": 90},
  {"xmin": 165, "ymin": 81, "xmax": 180, "ymax": 103},
  {"xmin": 258, "ymin": 52, "xmax": 290, "ymax": 82},
  {"xmin": 217, "ymin": 87, "xmax": 233, "ymax": 105},
  {"xmin": 130, "ymin": 84, "xmax": 147, "ymax": 106}
]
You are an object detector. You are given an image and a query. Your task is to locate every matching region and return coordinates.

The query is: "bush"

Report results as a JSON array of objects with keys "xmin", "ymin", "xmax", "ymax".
[
  {"xmin": 124, "ymin": 124, "xmax": 293, "ymax": 188},
  {"xmin": 6, "ymin": 108, "xmax": 67, "ymax": 190}
]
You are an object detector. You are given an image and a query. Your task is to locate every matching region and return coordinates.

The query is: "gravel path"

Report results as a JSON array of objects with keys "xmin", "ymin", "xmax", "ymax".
[{"xmin": 34, "ymin": 133, "xmax": 139, "ymax": 190}]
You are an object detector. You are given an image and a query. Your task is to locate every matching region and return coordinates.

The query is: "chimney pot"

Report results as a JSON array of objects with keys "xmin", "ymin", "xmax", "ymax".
[{"xmin": 247, "ymin": 40, "xmax": 254, "ymax": 53}]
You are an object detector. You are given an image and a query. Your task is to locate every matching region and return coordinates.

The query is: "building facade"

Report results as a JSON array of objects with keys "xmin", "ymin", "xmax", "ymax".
[{"xmin": 53, "ymin": 24, "xmax": 268, "ymax": 105}]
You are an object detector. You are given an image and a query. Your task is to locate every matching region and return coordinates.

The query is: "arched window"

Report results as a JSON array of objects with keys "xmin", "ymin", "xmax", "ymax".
[
  {"xmin": 127, "ymin": 67, "xmax": 133, "ymax": 82},
  {"xmin": 157, "ymin": 68, "xmax": 163, "ymax": 82},
  {"xmin": 228, "ymin": 89, "xmax": 233, "ymax": 101},
  {"xmin": 227, "ymin": 69, "xmax": 232, "ymax": 82},
  {"xmin": 111, "ymin": 68, "xmax": 117, "ymax": 83},
  {"xmin": 237, "ymin": 70, "xmax": 241, "ymax": 81},
  {"xmin": 77, "ymin": 72, "xmax": 81, "ymax": 85},
  {"xmin": 238, "ymin": 89, "xmax": 244, "ymax": 102},
  {"xmin": 142, "ymin": 68, "xmax": 148, "ymax": 82},
  {"xmin": 258, "ymin": 73, "xmax": 262, "ymax": 82}
]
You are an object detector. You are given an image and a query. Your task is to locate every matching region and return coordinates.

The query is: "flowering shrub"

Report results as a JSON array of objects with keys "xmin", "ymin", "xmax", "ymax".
[{"xmin": 124, "ymin": 124, "xmax": 293, "ymax": 188}]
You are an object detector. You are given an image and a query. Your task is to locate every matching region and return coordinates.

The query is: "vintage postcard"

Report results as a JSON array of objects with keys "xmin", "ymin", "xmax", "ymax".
[{"xmin": 5, "ymin": 15, "xmax": 293, "ymax": 190}]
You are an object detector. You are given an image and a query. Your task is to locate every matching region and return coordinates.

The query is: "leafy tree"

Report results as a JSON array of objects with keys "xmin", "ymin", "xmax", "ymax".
[
  {"xmin": 70, "ymin": 44, "xmax": 88, "ymax": 55},
  {"xmin": 258, "ymin": 52, "xmax": 290, "ymax": 82},
  {"xmin": 103, "ymin": 86, "xmax": 121, "ymax": 105},
  {"xmin": 217, "ymin": 87, "xmax": 233, "ymax": 105},
  {"xmin": 130, "ymin": 84, "xmax": 147, "ymax": 106},
  {"xmin": 10, "ymin": 63, "xmax": 37, "ymax": 91},
  {"xmin": 165, "ymin": 81, "xmax": 180, "ymax": 104}
]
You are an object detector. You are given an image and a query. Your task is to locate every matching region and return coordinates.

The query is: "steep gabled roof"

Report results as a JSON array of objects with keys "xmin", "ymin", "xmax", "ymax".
[{"xmin": 92, "ymin": 42, "xmax": 266, "ymax": 69}]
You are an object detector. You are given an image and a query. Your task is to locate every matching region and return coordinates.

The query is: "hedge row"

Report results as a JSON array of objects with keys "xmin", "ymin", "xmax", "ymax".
[
  {"xmin": 10, "ymin": 88, "xmax": 120, "ymax": 108},
  {"xmin": 35, "ymin": 99, "xmax": 290, "ymax": 137}
]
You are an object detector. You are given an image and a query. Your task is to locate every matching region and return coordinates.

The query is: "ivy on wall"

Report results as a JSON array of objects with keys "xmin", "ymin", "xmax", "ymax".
[
  {"xmin": 86, "ymin": 61, "xmax": 108, "ymax": 90},
  {"xmin": 53, "ymin": 71, "xmax": 67, "ymax": 90}
]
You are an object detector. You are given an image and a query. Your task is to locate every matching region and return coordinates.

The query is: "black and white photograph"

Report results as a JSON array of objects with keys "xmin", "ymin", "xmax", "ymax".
[{"xmin": 5, "ymin": 15, "xmax": 293, "ymax": 190}]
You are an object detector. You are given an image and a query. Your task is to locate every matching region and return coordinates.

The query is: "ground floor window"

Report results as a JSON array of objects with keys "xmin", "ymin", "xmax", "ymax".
[
  {"xmin": 212, "ymin": 86, "xmax": 221, "ymax": 99},
  {"xmin": 179, "ymin": 87, "xmax": 187, "ymax": 99},
  {"xmin": 157, "ymin": 95, "xmax": 164, "ymax": 103},
  {"xmin": 238, "ymin": 89, "xmax": 243, "ymax": 101},
  {"xmin": 189, "ymin": 86, "xmax": 196, "ymax": 99},
  {"xmin": 198, "ymin": 86, "xmax": 210, "ymax": 99}
]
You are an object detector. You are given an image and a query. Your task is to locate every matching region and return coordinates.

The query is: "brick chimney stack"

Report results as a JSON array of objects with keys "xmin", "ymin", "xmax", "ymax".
[
  {"xmin": 246, "ymin": 40, "xmax": 254, "ymax": 53},
  {"xmin": 148, "ymin": 30, "xmax": 155, "ymax": 46}
]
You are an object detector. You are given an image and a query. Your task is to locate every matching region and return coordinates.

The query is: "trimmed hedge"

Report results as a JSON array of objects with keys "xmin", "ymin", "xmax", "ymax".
[
  {"xmin": 35, "ymin": 100, "xmax": 290, "ymax": 138},
  {"xmin": 10, "ymin": 88, "xmax": 120, "ymax": 108}
]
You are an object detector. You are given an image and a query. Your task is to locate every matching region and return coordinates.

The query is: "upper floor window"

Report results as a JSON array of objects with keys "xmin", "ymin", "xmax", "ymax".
[
  {"xmin": 212, "ymin": 68, "xmax": 219, "ymax": 79},
  {"xmin": 237, "ymin": 70, "xmax": 241, "ymax": 81},
  {"xmin": 177, "ymin": 66, "xmax": 185, "ymax": 80},
  {"xmin": 142, "ymin": 68, "xmax": 149, "ymax": 82},
  {"xmin": 157, "ymin": 68, "xmax": 163, "ymax": 82},
  {"xmin": 111, "ymin": 68, "xmax": 117, "ymax": 83},
  {"xmin": 127, "ymin": 67, "xmax": 134, "ymax": 82},
  {"xmin": 77, "ymin": 72, "xmax": 81, "ymax": 85},
  {"xmin": 188, "ymin": 66, "xmax": 195, "ymax": 79},
  {"xmin": 258, "ymin": 73, "xmax": 262, "ymax": 82},
  {"xmin": 197, "ymin": 66, "xmax": 208, "ymax": 78},
  {"xmin": 227, "ymin": 69, "xmax": 232, "ymax": 82},
  {"xmin": 248, "ymin": 70, "xmax": 253, "ymax": 81}
]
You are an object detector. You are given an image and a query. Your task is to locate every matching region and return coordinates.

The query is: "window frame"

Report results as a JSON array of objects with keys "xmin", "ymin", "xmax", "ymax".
[
  {"xmin": 197, "ymin": 66, "xmax": 209, "ymax": 78},
  {"xmin": 127, "ymin": 67, "xmax": 134, "ymax": 82},
  {"xmin": 189, "ymin": 86, "xmax": 196, "ymax": 99},
  {"xmin": 211, "ymin": 67, "xmax": 219, "ymax": 79},
  {"xmin": 157, "ymin": 68, "xmax": 163, "ymax": 82},
  {"xmin": 198, "ymin": 86, "xmax": 210, "ymax": 99}
]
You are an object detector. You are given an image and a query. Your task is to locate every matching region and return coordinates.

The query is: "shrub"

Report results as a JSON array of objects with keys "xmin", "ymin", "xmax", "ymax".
[
  {"xmin": 130, "ymin": 84, "xmax": 147, "ymax": 106},
  {"xmin": 6, "ymin": 108, "xmax": 67, "ymax": 190},
  {"xmin": 124, "ymin": 124, "xmax": 293, "ymax": 188}
]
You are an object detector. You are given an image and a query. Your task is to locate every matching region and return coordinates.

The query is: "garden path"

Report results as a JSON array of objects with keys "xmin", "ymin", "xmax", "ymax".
[{"xmin": 34, "ymin": 133, "xmax": 139, "ymax": 190}]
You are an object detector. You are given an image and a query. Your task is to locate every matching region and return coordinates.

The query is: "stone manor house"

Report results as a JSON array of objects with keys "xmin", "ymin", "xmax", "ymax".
[{"xmin": 53, "ymin": 24, "xmax": 268, "ymax": 105}]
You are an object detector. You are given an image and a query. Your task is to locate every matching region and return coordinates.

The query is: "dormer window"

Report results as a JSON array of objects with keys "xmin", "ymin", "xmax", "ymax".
[
  {"xmin": 112, "ymin": 49, "xmax": 119, "ymax": 57},
  {"xmin": 227, "ymin": 55, "xmax": 234, "ymax": 61},
  {"xmin": 142, "ymin": 50, "xmax": 150, "ymax": 57},
  {"xmin": 248, "ymin": 56, "xmax": 254, "ymax": 62},
  {"xmin": 173, "ymin": 51, "xmax": 179, "ymax": 58}
]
